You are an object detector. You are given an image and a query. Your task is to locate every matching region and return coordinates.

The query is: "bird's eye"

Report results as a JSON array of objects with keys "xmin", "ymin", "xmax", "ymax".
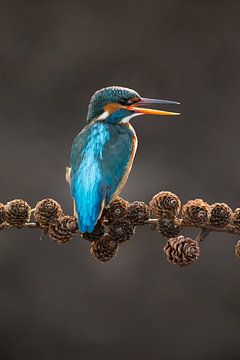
[
  {"xmin": 119, "ymin": 98, "xmax": 140, "ymax": 106},
  {"xmin": 119, "ymin": 99, "xmax": 129, "ymax": 105}
]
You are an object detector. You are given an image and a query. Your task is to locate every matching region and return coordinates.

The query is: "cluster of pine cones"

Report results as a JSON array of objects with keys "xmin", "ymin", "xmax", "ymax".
[
  {"xmin": 150, "ymin": 192, "xmax": 240, "ymax": 267},
  {"xmin": 1, "ymin": 192, "xmax": 240, "ymax": 266},
  {"xmin": 87, "ymin": 198, "xmax": 150, "ymax": 262},
  {"xmin": 0, "ymin": 199, "xmax": 78, "ymax": 244}
]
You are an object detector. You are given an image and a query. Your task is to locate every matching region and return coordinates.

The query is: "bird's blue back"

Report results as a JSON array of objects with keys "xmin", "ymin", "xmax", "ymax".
[{"xmin": 70, "ymin": 121, "xmax": 134, "ymax": 233}]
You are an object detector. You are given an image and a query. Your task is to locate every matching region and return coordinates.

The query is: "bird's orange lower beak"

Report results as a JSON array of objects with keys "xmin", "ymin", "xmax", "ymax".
[
  {"xmin": 127, "ymin": 97, "xmax": 180, "ymax": 116},
  {"xmin": 127, "ymin": 106, "xmax": 180, "ymax": 116}
]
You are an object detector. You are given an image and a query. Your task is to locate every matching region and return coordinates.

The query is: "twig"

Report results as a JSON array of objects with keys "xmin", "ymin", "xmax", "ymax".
[
  {"xmin": 147, "ymin": 219, "xmax": 240, "ymax": 238},
  {"xmin": 195, "ymin": 228, "xmax": 210, "ymax": 242},
  {"xmin": 0, "ymin": 222, "xmax": 39, "ymax": 230}
]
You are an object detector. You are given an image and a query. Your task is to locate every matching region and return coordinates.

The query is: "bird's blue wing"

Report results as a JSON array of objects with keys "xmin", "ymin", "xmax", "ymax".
[
  {"xmin": 70, "ymin": 123, "xmax": 108, "ymax": 233},
  {"xmin": 70, "ymin": 122, "xmax": 134, "ymax": 233}
]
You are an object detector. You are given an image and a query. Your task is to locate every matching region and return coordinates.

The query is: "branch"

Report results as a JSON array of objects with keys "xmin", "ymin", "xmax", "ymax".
[
  {"xmin": 1, "ymin": 192, "xmax": 240, "ymax": 266},
  {"xmin": 147, "ymin": 219, "xmax": 240, "ymax": 236}
]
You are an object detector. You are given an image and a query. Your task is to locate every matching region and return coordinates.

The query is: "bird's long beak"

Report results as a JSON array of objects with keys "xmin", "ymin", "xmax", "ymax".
[{"xmin": 127, "ymin": 97, "xmax": 180, "ymax": 116}]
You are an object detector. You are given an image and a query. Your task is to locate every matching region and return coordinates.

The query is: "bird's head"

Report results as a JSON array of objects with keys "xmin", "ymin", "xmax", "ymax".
[{"xmin": 86, "ymin": 86, "xmax": 180, "ymax": 124}]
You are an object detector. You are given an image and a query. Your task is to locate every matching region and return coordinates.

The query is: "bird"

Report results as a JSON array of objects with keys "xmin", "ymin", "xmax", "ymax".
[{"xmin": 66, "ymin": 86, "xmax": 180, "ymax": 234}]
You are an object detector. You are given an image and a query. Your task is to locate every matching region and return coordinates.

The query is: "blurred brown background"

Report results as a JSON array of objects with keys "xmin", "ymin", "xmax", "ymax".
[{"xmin": 0, "ymin": 0, "xmax": 240, "ymax": 359}]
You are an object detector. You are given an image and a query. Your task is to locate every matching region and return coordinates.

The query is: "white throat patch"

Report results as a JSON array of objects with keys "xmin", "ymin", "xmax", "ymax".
[
  {"xmin": 120, "ymin": 113, "xmax": 143, "ymax": 123},
  {"xmin": 96, "ymin": 111, "xmax": 142, "ymax": 123}
]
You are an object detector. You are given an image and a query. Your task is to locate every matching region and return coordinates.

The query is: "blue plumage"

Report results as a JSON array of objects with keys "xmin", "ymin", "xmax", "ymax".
[{"xmin": 70, "ymin": 121, "xmax": 135, "ymax": 233}]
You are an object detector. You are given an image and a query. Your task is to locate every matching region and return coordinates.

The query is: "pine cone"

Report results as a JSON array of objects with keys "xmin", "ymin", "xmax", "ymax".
[
  {"xmin": 90, "ymin": 235, "xmax": 119, "ymax": 262},
  {"xmin": 149, "ymin": 191, "xmax": 181, "ymax": 218},
  {"xmin": 34, "ymin": 198, "xmax": 63, "ymax": 227},
  {"xmin": 0, "ymin": 203, "xmax": 6, "ymax": 225},
  {"xmin": 232, "ymin": 208, "xmax": 240, "ymax": 231},
  {"xmin": 209, "ymin": 203, "xmax": 232, "ymax": 227},
  {"xmin": 109, "ymin": 219, "xmax": 135, "ymax": 243},
  {"xmin": 5, "ymin": 199, "xmax": 31, "ymax": 227},
  {"xmin": 182, "ymin": 199, "xmax": 210, "ymax": 226},
  {"xmin": 163, "ymin": 235, "xmax": 200, "ymax": 267},
  {"xmin": 48, "ymin": 215, "xmax": 78, "ymax": 244},
  {"xmin": 235, "ymin": 240, "xmax": 240, "ymax": 259},
  {"xmin": 157, "ymin": 217, "xmax": 181, "ymax": 238},
  {"xmin": 81, "ymin": 221, "xmax": 105, "ymax": 242},
  {"xmin": 104, "ymin": 197, "xmax": 129, "ymax": 223},
  {"xmin": 127, "ymin": 201, "xmax": 150, "ymax": 226}
]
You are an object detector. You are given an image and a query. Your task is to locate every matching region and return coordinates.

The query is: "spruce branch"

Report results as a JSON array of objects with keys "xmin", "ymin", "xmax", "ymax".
[{"xmin": 0, "ymin": 194, "xmax": 240, "ymax": 266}]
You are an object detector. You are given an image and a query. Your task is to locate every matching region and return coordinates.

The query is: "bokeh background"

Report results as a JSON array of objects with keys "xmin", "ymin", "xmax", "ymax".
[{"xmin": 0, "ymin": 0, "xmax": 240, "ymax": 359}]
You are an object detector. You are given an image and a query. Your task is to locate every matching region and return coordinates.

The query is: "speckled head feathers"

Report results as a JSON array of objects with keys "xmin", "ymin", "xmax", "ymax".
[{"xmin": 86, "ymin": 86, "xmax": 141, "ymax": 122}]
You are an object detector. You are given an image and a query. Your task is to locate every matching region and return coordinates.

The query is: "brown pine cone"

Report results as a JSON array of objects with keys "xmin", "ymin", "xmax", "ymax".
[
  {"xmin": 104, "ymin": 197, "xmax": 129, "ymax": 223},
  {"xmin": 235, "ymin": 240, "xmax": 240, "ymax": 259},
  {"xmin": 182, "ymin": 199, "xmax": 210, "ymax": 226},
  {"xmin": 48, "ymin": 215, "xmax": 78, "ymax": 244},
  {"xmin": 209, "ymin": 203, "xmax": 232, "ymax": 227},
  {"xmin": 109, "ymin": 218, "xmax": 135, "ymax": 243},
  {"xmin": 163, "ymin": 235, "xmax": 200, "ymax": 267},
  {"xmin": 81, "ymin": 221, "xmax": 105, "ymax": 242},
  {"xmin": 34, "ymin": 198, "xmax": 63, "ymax": 227},
  {"xmin": 0, "ymin": 203, "xmax": 6, "ymax": 225},
  {"xmin": 127, "ymin": 201, "xmax": 150, "ymax": 226},
  {"xmin": 90, "ymin": 235, "xmax": 119, "ymax": 262},
  {"xmin": 232, "ymin": 208, "xmax": 240, "ymax": 231},
  {"xmin": 156, "ymin": 217, "xmax": 181, "ymax": 238},
  {"xmin": 5, "ymin": 199, "xmax": 31, "ymax": 227},
  {"xmin": 149, "ymin": 191, "xmax": 181, "ymax": 218}
]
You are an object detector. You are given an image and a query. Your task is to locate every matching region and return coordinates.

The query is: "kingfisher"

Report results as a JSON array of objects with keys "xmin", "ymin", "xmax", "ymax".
[{"xmin": 66, "ymin": 86, "xmax": 180, "ymax": 233}]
